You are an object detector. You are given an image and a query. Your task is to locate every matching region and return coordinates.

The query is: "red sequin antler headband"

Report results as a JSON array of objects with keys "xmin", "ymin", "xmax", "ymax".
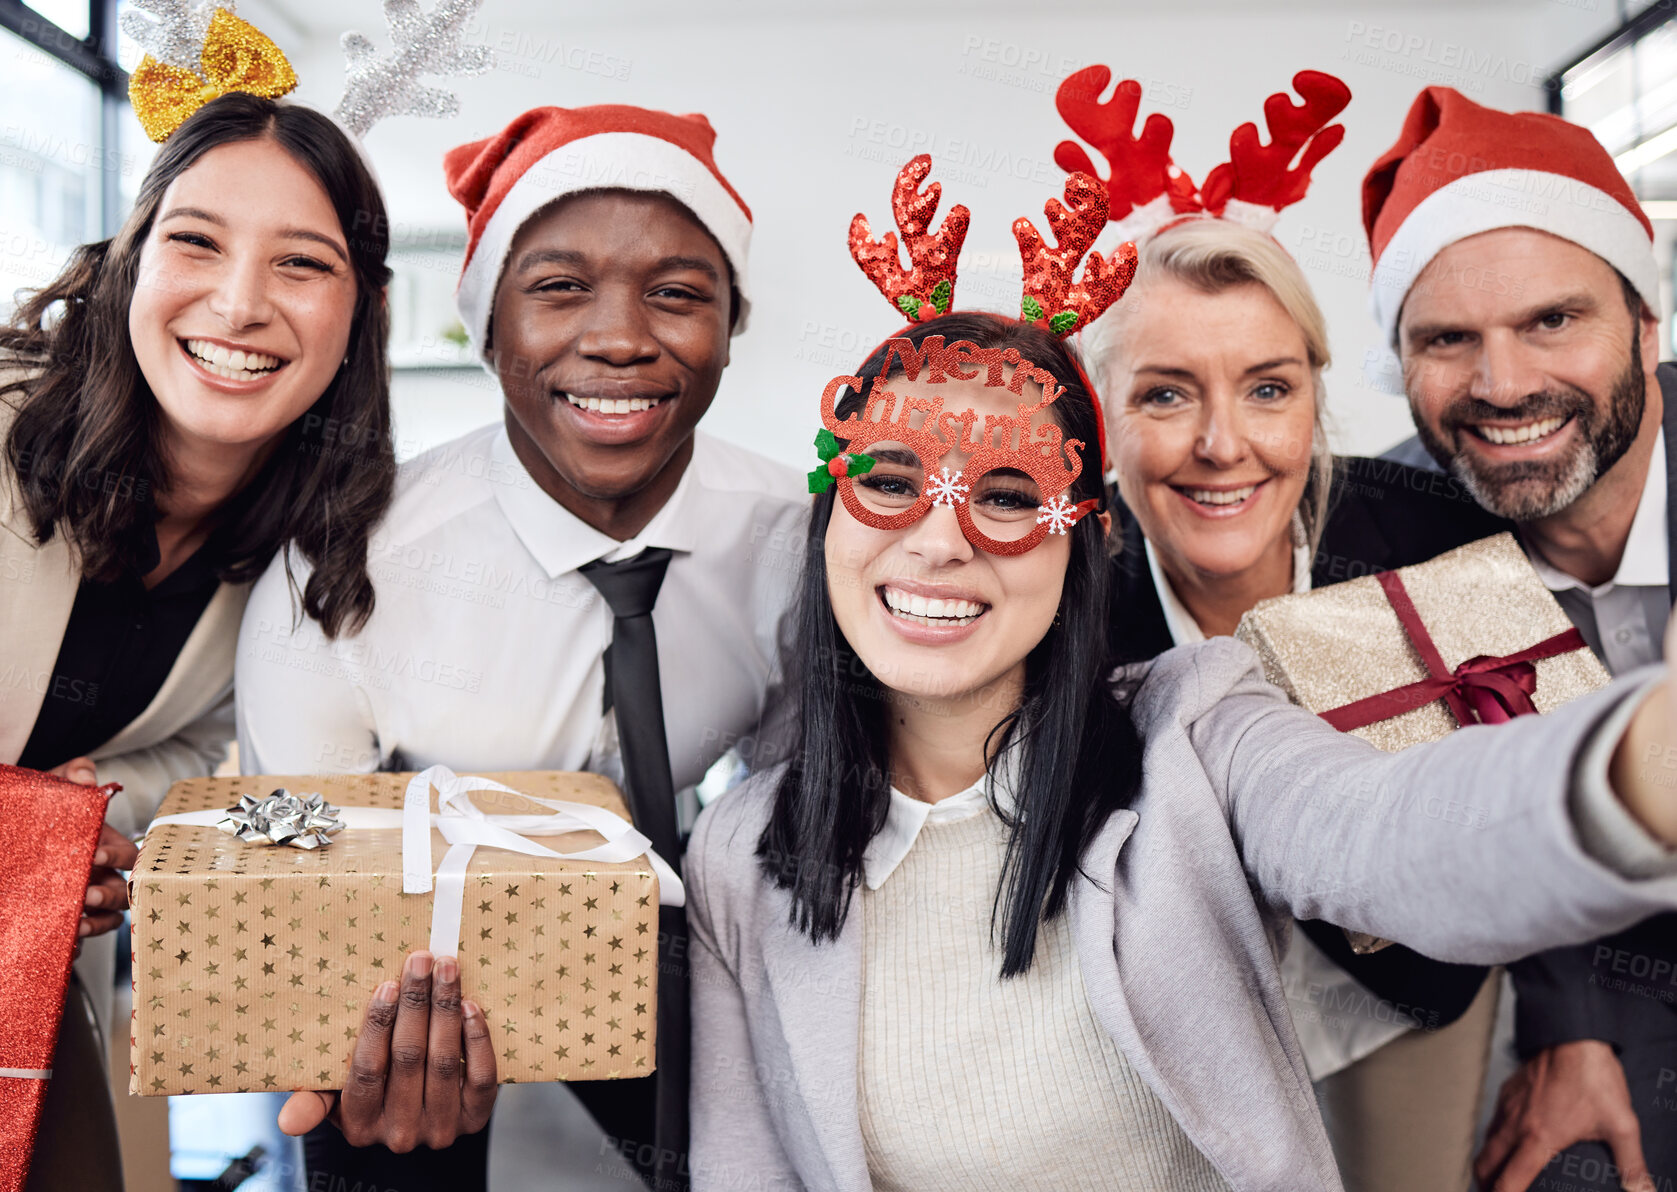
[
  {"xmin": 847, "ymin": 153, "xmax": 1138, "ymax": 339},
  {"xmin": 1054, "ymin": 66, "xmax": 1351, "ymax": 241},
  {"xmin": 847, "ymin": 155, "xmax": 970, "ymax": 324}
]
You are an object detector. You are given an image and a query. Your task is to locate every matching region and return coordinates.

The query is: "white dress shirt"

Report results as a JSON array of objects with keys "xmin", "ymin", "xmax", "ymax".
[
  {"xmin": 1521, "ymin": 430, "xmax": 1676, "ymax": 878},
  {"xmin": 1525, "ymin": 429, "xmax": 1668, "ymax": 677},
  {"xmin": 236, "ymin": 423, "xmax": 808, "ymax": 826},
  {"xmin": 1144, "ymin": 515, "xmax": 1412, "ymax": 1079}
]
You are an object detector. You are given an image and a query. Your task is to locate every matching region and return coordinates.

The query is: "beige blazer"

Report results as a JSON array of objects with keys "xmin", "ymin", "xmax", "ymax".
[{"xmin": 1, "ymin": 366, "xmax": 250, "ymax": 1042}]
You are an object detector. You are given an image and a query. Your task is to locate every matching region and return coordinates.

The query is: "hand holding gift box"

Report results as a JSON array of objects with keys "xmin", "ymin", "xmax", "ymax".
[
  {"xmin": 277, "ymin": 947, "xmax": 496, "ymax": 1149},
  {"xmin": 131, "ymin": 765, "xmax": 682, "ymax": 1145},
  {"xmin": 45, "ymin": 756, "xmax": 139, "ymax": 942}
]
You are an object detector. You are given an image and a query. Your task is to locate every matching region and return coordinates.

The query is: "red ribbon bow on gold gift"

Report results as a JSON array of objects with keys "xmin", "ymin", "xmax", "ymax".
[
  {"xmin": 129, "ymin": 7, "xmax": 298, "ymax": 143},
  {"xmin": 1320, "ymin": 570, "xmax": 1587, "ymax": 732}
]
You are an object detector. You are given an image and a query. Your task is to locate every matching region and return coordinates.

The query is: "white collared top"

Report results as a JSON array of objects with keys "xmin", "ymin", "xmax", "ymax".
[
  {"xmin": 862, "ymin": 775, "xmax": 992, "ymax": 890},
  {"xmin": 235, "ymin": 423, "xmax": 808, "ymax": 824},
  {"xmin": 1524, "ymin": 429, "xmax": 1669, "ymax": 676},
  {"xmin": 1143, "ymin": 512, "xmax": 1312, "ymax": 648}
]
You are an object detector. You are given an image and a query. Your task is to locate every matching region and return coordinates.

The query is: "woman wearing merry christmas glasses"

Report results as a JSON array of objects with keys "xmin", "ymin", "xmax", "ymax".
[
  {"xmin": 1, "ymin": 4, "xmax": 484, "ymax": 1181},
  {"xmin": 681, "ymin": 160, "xmax": 1677, "ymax": 1191},
  {"xmin": 1070, "ymin": 70, "xmax": 1509, "ymax": 1190}
]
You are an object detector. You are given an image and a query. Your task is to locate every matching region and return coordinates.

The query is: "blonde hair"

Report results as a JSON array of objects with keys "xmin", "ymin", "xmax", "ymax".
[{"xmin": 1081, "ymin": 218, "xmax": 1337, "ymax": 556}]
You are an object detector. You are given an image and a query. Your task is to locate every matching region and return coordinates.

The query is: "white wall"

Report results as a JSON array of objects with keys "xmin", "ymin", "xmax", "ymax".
[{"xmin": 264, "ymin": 0, "xmax": 1629, "ymax": 464}]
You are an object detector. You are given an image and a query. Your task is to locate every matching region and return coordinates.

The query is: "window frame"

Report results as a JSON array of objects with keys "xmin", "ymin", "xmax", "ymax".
[
  {"xmin": 0, "ymin": 0, "xmax": 128, "ymax": 235},
  {"xmin": 1546, "ymin": 3, "xmax": 1677, "ymax": 116}
]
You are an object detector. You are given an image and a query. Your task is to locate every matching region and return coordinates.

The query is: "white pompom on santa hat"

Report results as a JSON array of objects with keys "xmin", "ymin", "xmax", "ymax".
[
  {"xmin": 1363, "ymin": 86, "xmax": 1658, "ymax": 349},
  {"xmin": 444, "ymin": 104, "xmax": 754, "ymax": 362}
]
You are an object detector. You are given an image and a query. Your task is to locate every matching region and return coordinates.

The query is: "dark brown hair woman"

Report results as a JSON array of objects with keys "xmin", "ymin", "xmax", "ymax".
[{"xmin": 1, "ymin": 90, "xmax": 394, "ymax": 1190}]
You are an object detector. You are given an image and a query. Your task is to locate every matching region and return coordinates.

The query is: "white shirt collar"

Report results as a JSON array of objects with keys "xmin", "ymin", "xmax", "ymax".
[
  {"xmin": 1146, "ymin": 511, "xmax": 1312, "ymax": 647},
  {"xmin": 861, "ymin": 755, "xmax": 1019, "ymax": 890},
  {"xmin": 489, "ymin": 426, "xmax": 706, "ymax": 578},
  {"xmin": 1525, "ymin": 428, "xmax": 1668, "ymax": 596}
]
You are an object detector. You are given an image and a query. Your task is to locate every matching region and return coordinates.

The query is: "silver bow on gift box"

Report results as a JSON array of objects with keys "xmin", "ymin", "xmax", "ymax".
[{"xmin": 217, "ymin": 790, "xmax": 344, "ymax": 850}]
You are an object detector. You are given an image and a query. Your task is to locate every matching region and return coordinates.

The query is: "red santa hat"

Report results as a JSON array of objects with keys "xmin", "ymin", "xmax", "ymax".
[
  {"xmin": 1362, "ymin": 86, "xmax": 1657, "ymax": 348},
  {"xmin": 444, "ymin": 104, "xmax": 754, "ymax": 360}
]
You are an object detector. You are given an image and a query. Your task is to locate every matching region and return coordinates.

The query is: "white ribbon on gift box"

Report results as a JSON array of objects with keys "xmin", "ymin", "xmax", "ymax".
[{"xmin": 146, "ymin": 764, "xmax": 683, "ymax": 959}]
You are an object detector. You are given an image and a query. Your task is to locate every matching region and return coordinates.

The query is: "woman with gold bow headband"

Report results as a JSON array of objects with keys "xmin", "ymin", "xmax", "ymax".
[
  {"xmin": 681, "ymin": 155, "xmax": 1677, "ymax": 1191},
  {"xmin": 3, "ymin": 2, "xmax": 489, "ymax": 1185}
]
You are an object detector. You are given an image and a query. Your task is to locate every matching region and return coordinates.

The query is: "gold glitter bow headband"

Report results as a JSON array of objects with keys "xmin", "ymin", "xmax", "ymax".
[
  {"xmin": 122, "ymin": 0, "xmax": 493, "ymax": 145},
  {"xmin": 127, "ymin": 6, "xmax": 296, "ymax": 143}
]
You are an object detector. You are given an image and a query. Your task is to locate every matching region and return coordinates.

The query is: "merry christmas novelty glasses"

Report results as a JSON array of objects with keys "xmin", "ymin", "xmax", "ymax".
[
  {"xmin": 812, "ymin": 335, "xmax": 1099, "ymax": 557},
  {"xmin": 807, "ymin": 155, "xmax": 1137, "ymax": 555}
]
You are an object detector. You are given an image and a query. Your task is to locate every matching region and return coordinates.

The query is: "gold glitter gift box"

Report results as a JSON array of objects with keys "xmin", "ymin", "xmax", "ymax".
[
  {"xmin": 129, "ymin": 771, "xmax": 661, "ymax": 1096},
  {"xmin": 1236, "ymin": 532, "xmax": 1609, "ymax": 752}
]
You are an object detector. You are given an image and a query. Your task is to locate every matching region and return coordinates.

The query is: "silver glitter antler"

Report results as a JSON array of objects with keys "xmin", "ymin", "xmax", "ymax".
[
  {"xmin": 333, "ymin": 0, "xmax": 494, "ymax": 139},
  {"xmin": 120, "ymin": 0, "xmax": 228, "ymax": 70}
]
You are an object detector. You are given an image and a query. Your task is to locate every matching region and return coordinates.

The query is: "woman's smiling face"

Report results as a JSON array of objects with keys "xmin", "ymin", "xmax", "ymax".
[
  {"xmin": 1104, "ymin": 276, "xmax": 1316, "ymax": 584},
  {"xmin": 128, "ymin": 137, "xmax": 357, "ymax": 457},
  {"xmin": 824, "ymin": 371, "xmax": 1072, "ymax": 707}
]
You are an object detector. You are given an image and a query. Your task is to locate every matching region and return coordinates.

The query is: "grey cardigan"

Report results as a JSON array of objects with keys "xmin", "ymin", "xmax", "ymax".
[{"xmin": 685, "ymin": 638, "xmax": 1677, "ymax": 1192}]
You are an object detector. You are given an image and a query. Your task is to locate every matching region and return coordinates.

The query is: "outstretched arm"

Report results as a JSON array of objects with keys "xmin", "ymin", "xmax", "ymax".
[
  {"xmin": 1190, "ymin": 639, "xmax": 1677, "ymax": 964},
  {"xmin": 1609, "ymin": 656, "xmax": 1677, "ymax": 843}
]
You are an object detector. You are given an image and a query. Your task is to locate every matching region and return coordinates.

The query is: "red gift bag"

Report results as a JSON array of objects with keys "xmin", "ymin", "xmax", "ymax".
[{"xmin": 0, "ymin": 764, "xmax": 117, "ymax": 1192}]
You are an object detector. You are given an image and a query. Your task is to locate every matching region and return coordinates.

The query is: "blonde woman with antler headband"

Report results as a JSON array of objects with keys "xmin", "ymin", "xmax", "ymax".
[
  {"xmin": 1069, "ymin": 68, "xmax": 1515, "ymax": 1192},
  {"xmin": 0, "ymin": 2, "xmax": 489, "ymax": 1187},
  {"xmin": 680, "ymin": 128, "xmax": 1677, "ymax": 1190}
]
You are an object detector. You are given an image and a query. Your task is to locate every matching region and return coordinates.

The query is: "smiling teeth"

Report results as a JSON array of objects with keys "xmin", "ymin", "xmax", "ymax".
[
  {"xmin": 184, "ymin": 339, "xmax": 281, "ymax": 380},
  {"xmin": 882, "ymin": 587, "xmax": 985, "ymax": 625},
  {"xmin": 1184, "ymin": 485, "xmax": 1257, "ymax": 506},
  {"xmin": 564, "ymin": 393, "xmax": 663, "ymax": 414},
  {"xmin": 1476, "ymin": 416, "xmax": 1567, "ymax": 445}
]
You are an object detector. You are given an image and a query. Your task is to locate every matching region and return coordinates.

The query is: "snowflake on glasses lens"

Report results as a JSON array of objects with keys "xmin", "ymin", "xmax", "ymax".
[
  {"xmin": 1036, "ymin": 494, "xmax": 1083, "ymax": 535},
  {"xmin": 927, "ymin": 467, "xmax": 970, "ymax": 507}
]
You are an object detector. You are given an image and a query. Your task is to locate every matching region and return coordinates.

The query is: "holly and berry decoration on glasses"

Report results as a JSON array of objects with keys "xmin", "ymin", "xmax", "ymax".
[{"xmin": 808, "ymin": 429, "xmax": 875, "ymax": 495}]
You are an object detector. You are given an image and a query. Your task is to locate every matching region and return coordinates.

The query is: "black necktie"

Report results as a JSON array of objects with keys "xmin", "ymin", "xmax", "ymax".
[
  {"xmin": 581, "ymin": 548, "xmax": 679, "ymax": 856},
  {"xmin": 578, "ymin": 548, "xmax": 688, "ymax": 1186}
]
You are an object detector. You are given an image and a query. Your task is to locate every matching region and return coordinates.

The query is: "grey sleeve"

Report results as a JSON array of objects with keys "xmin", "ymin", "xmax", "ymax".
[{"xmin": 1195, "ymin": 650, "xmax": 1677, "ymax": 964}]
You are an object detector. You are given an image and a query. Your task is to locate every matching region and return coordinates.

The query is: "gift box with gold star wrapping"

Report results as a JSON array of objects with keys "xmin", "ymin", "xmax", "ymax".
[{"xmin": 129, "ymin": 771, "xmax": 659, "ymax": 1095}]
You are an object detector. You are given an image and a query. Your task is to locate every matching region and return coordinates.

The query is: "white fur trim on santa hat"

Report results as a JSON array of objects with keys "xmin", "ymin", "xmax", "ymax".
[
  {"xmin": 456, "ymin": 131, "xmax": 754, "ymax": 363},
  {"xmin": 1368, "ymin": 167, "xmax": 1658, "ymax": 348}
]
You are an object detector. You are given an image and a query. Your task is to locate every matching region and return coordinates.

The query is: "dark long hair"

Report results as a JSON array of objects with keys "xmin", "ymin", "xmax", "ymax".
[
  {"xmin": 757, "ymin": 311, "xmax": 1143, "ymax": 976},
  {"xmin": 1, "ymin": 93, "xmax": 394, "ymax": 637}
]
